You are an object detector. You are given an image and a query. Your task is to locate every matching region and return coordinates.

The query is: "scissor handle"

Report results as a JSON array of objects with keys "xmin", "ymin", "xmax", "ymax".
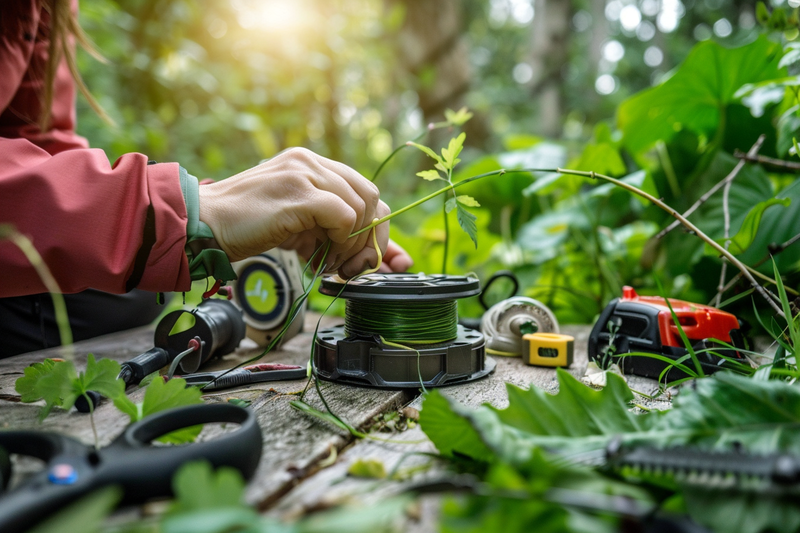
[
  {"xmin": 111, "ymin": 403, "xmax": 262, "ymax": 485},
  {"xmin": 0, "ymin": 404, "xmax": 263, "ymax": 533}
]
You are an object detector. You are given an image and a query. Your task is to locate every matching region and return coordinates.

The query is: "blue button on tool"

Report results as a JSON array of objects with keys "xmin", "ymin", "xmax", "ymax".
[{"xmin": 48, "ymin": 464, "xmax": 78, "ymax": 485}]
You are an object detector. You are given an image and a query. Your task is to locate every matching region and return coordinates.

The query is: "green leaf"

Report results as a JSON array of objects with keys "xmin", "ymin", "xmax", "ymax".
[
  {"xmin": 113, "ymin": 377, "xmax": 203, "ymax": 444},
  {"xmin": 456, "ymin": 195, "xmax": 480, "ymax": 207},
  {"xmin": 441, "ymin": 132, "xmax": 466, "ymax": 172},
  {"xmin": 299, "ymin": 497, "xmax": 412, "ymax": 533},
  {"xmin": 779, "ymin": 43, "xmax": 800, "ymax": 69},
  {"xmin": 772, "ymin": 258, "xmax": 800, "ymax": 356},
  {"xmin": 756, "ymin": 1, "xmax": 770, "ymax": 25},
  {"xmin": 444, "ymin": 106, "xmax": 473, "ymax": 126},
  {"xmin": 618, "ymin": 36, "xmax": 784, "ymax": 154},
  {"xmin": 445, "ymin": 196, "xmax": 457, "ymax": 213},
  {"xmin": 682, "ymin": 486, "xmax": 800, "ymax": 533},
  {"xmin": 169, "ymin": 461, "xmax": 246, "ymax": 514},
  {"xmin": 227, "ymin": 398, "xmax": 251, "ymax": 408},
  {"xmin": 15, "ymin": 359, "xmax": 58, "ymax": 403},
  {"xmin": 34, "ymin": 361, "xmax": 78, "ymax": 420},
  {"xmin": 407, "ymin": 141, "xmax": 443, "ymax": 166},
  {"xmin": 733, "ymin": 176, "xmax": 800, "ymax": 271},
  {"xmin": 164, "ymin": 462, "xmax": 266, "ymax": 533},
  {"xmin": 571, "ymin": 143, "xmax": 626, "ymax": 176},
  {"xmin": 141, "ymin": 377, "xmax": 202, "ymax": 418},
  {"xmin": 27, "ymin": 487, "xmax": 122, "ymax": 533},
  {"xmin": 130, "ymin": 377, "xmax": 203, "ymax": 444},
  {"xmin": 112, "ymin": 394, "xmax": 138, "ymax": 421},
  {"xmin": 417, "ymin": 169, "xmax": 444, "ymax": 181},
  {"xmin": 455, "ymin": 203, "xmax": 478, "ymax": 248},
  {"xmin": 290, "ymin": 400, "xmax": 363, "ymax": 437},
  {"xmin": 419, "ymin": 389, "xmax": 494, "ymax": 461},
  {"xmin": 76, "ymin": 354, "xmax": 125, "ymax": 405},
  {"xmin": 162, "ymin": 508, "xmax": 262, "ymax": 533},
  {"xmin": 15, "ymin": 357, "xmax": 125, "ymax": 420},
  {"xmin": 708, "ymin": 198, "xmax": 791, "ymax": 255},
  {"xmin": 347, "ymin": 458, "xmax": 387, "ymax": 479},
  {"xmin": 494, "ymin": 369, "xmax": 647, "ymax": 438},
  {"xmin": 421, "ymin": 372, "xmax": 800, "ymax": 533}
]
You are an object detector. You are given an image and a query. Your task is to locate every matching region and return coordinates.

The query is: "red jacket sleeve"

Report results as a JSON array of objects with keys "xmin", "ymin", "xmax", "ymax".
[{"xmin": 0, "ymin": 138, "xmax": 193, "ymax": 296}]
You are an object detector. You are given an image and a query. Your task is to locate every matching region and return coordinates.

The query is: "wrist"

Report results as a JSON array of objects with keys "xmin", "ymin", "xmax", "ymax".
[{"xmin": 180, "ymin": 167, "xmax": 237, "ymax": 283}]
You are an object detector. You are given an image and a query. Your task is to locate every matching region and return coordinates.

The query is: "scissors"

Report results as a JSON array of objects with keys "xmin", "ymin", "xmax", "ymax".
[
  {"xmin": 179, "ymin": 362, "xmax": 308, "ymax": 391},
  {"xmin": 0, "ymin": 403, "xmax": 262, "ymax": 533}
]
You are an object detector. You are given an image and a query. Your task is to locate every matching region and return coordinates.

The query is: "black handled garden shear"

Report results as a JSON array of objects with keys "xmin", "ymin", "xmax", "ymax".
[{"xmin": 0, "ymin": 403, "xmax": 263, "ymax": 533}]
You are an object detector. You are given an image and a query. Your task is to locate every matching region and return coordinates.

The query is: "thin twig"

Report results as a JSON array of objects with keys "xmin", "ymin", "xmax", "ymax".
[
  {"xmin": 350, "ymin": 168, "xmax": 556, "ymax": 237},
  {"xmin": 734, "ymin": 150, "xmax": 800, "ymax": 172},
  {"xmin": 656, "ymin": 136, "xmax": 765, "ymax": 240},
  {"xmin": 556, "ymin": 168, "xmax": 786, "ymax": 318},
  {"xmin": 713, "ymin": 231, "xmax": 800, "ymax": 303},
  {"xmin": 716, "ymin": 148, "xmax": 738, "ymax": 306}
]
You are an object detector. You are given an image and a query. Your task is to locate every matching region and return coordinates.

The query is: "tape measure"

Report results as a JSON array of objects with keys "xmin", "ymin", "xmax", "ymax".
[
  {"xmin": 481, "ymin": 296, "xmax": 560, "ymax": 356},
  {"xmin": 230, "ymin": 248, "xmax": 305, "ymax": 348},
  {"xmin": 522, "ymin": 333, "xmax": 574, "ymax": 367}
]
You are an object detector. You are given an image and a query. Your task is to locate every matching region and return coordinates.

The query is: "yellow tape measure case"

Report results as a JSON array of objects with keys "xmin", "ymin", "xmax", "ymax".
[{"xmin": 523, "ymin": 333, "xmax": 574, "ymax": 367}]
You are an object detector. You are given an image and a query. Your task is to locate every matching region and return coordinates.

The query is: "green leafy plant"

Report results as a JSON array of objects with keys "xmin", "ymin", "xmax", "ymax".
[
  {"xmin": 15, "ymin": 356, "xmax": 203, "ymax": 446},
  {"xmin": 419, "ymin": 370, "xmax": 800, "ymax": 533},
  {"xmin": 39, "ymin": 460, "xmax": 411, "ymax": 533},
  {"xmin": 114, "ymin": 376, "xmax": 204, "ymax": 444},
  {"xmin": 16, "ymin": 355, "xmax": 124, "ymax": 445},
  {"xmin": 409, "ymin": 132, "xmax": 480, "ymax": 271}
]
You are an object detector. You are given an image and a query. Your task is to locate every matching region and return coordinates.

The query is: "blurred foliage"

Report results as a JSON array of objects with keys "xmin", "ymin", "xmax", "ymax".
[{"xmin": 75, "ymin": 0, "xmax": 800, "ymax": 329}]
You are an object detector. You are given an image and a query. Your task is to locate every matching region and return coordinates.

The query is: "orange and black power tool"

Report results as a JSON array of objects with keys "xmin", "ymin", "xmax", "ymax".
[{"xmin": 588, "ymin": 286, "xmax": 748, "ymax": 379}]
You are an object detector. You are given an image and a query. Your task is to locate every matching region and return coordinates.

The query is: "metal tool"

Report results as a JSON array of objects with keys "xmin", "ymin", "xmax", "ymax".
[
  {"xmin": 0, "ymin": 403, "xmax": 262, "ymax": 533},
  {"xmin": 588, "ymin": 286, "xmax": 748, "ymax": 379},
  {"xmin": 603, "ymin": 438, "xmax": 800, "ymax": 493},
  {"xmin": 481, "ymin": 297, "xmax": 559, "ymax": 356},
  {"xmin": 117, "ymin": 298, "xmax": 246, "ymax": 389},
  {"xmin": 178, "ymin": 363, "xmax": 307, "ymax": 391},
  {"xmin": 230, "ymin": 249, "xmax": 305, "ymax": 348}
]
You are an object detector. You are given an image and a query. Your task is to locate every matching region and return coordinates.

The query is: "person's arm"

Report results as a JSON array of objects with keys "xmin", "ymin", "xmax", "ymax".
[
  {"xmin": 0, "ymin": 0, "xmax": 40, "ymax": 112},
  {"xmin": 0, "ymin": 138, "xmax": 192, "ymax": 297}
]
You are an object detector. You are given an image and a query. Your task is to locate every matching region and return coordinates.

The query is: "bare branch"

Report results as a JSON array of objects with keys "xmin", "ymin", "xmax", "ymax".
[
  {"xmin": 557, "ymin": 167, "xmax": 787, "ymax": 318},
  {"xmin": 656, "ymin": 135, "xmax": 766, "ymax": 240},
  {"xmin": 734, "ymin": 150, "xmax": 800, "ymax": 172}
]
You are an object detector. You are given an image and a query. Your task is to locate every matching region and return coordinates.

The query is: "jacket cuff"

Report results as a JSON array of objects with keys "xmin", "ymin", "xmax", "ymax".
[
  {"xmin": 136, "ymin": 162, "xmax": 193, "ymax": 292},
  {"xmin": 180, "ymin": 167, "xmax": 237, "ymax": 284}
]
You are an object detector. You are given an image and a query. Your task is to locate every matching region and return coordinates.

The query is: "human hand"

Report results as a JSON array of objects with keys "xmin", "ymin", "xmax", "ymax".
[
  {"xmin": 198, "ymin": 148, "xmax": 389, "ymax": 277},
  {"xmin": 378, "ymin": 240, "xmax": 414, "ymax": 273}
]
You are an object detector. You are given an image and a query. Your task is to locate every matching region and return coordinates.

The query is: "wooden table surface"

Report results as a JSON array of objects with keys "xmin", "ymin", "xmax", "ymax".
[{"xmin": 0, "ymin": 312, "xmax": 667, "ymax": 529}]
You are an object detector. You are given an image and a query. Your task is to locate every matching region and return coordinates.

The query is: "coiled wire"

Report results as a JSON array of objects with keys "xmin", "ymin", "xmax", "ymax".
[{"xmin": 344, "ymin": 299, "xmax": 458, "ymax": 344}]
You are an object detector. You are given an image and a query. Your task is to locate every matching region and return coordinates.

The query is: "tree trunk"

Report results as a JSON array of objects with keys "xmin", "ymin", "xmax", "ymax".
[{"xmin": 528, "ymin": 0, "xmax": 572, "ymax": 138}]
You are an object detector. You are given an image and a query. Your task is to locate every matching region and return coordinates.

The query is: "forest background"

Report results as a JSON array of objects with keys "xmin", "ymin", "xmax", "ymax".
[{"xmin": 75, "ymin": 0, "xmax": 799, "ymax": 328}]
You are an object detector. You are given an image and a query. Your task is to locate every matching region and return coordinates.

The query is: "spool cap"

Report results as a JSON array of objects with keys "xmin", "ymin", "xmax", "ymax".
[{"xmin": 319, "ymin": 272, "xmax": 481, "ymax": 301}]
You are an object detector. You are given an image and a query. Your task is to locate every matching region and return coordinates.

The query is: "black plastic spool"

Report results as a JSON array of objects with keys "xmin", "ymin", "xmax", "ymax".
[{"xmin": 314, "ymin": 273, "xmax": 495, "ymax": 389}]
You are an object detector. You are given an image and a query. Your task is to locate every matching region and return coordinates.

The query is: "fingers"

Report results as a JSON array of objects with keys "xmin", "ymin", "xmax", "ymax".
[
  {"xmin": 337, "ymin": 202, "xmax": 391, "ymax": 278},
  {"xmin": 202, "ymin": 147, "xmax": 389, "ymax": 269},
  {"xmin": 383, "ymin": 240, "xmax": 414, "ymax": 272}
]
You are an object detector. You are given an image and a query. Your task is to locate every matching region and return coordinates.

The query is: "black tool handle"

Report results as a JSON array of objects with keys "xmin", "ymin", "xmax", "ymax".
[
  {"xmin": 119, "ymin": 347, "xmax": 170, "ymax": 386},
  {"xmin": 0, "ymin": 432, "xmax": 93, "ymax": 533},
  {"xmin": 0, "ymin": 404, "xmax": 262, "ymax": 533},
  {"xmin": 100, "ymin": 403, "xmax": 263, "ymax": 503},
  {"xmin": 206, "ymin": 367, "xmax": 308, "ymax": 391},
  {"xmin": 479, "ymin": 270, "xmax": 519, "ymax": 310}
]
